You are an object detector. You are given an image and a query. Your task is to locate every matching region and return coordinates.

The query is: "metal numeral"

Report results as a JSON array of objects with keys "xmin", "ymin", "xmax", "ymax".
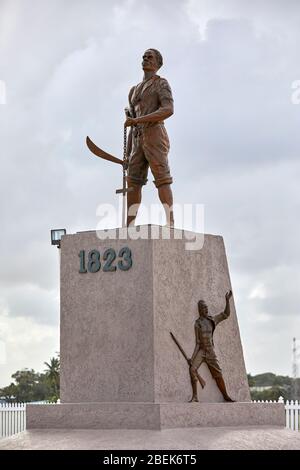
[
  {"xmin": 103, "ymin": 248, "xmax": 117, "ymax": 272},
  {"xmin": 118, "ymin": 247, "xmax": 132, "ymax": 271},
  {"xmin": 78, "ymin": 247, "xmax": 132, "ymax": 273}
]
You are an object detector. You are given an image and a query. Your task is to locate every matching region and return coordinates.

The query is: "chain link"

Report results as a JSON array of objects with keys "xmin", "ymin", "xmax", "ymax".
[{"xmin": 123, "ymin": 124, "xmax": 127, "ymax": 179}]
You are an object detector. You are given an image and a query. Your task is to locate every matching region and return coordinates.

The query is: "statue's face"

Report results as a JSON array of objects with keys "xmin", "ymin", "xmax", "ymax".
[
  {"xmin": 142, "ymin": 50, "xmax": 159, "ymax": 72},
  {"xmin": 198, "ymin": 301, "xmax": 208, "ymax": 317}
]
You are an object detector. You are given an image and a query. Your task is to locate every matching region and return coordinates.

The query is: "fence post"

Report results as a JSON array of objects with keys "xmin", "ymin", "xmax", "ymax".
[
  {"xmin": 295, "ymin": 400, "xmax": 299, "ymax": 431},
  {"xmin": 0, "ymin": 401, "xmax": 27, "ymax": 438}
]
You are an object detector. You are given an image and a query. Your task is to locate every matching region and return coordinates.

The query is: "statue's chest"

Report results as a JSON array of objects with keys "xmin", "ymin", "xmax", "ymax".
[
  {"xmin": 197, "ymin": 318, "xmax": 213, "ymax": 337},
  {"xmin": 131, "ymin": 82, "xmax": 158, "ymax": 108}
]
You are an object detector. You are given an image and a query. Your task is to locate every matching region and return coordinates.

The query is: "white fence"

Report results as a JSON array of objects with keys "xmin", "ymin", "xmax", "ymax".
[
  {"xmin": 252, "ymin": 397, "xmax": 300, "ymax": 431},
  {"xmin": 285, "ymin": 400, "xmax": 300, "ymax": 431},
  {"xmin": 1, "ymin": 399, "xmax": 300, "ymax": 438},
  {"xmin": 0, "ymin": 403, "xmax": 26, "ymax": 438}
]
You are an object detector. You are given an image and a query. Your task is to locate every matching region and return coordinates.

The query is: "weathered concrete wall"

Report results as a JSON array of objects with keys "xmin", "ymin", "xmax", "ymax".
[
  {"xmin": 153, "ymin": 233, "xmax": 250, "ymax": 403},
  {"xmin": 60, "ymin": 226, "xmax": 250, "ymax": 404},
  {"xmin": 60, "ymin": 230, "xmax": 154, "ymax": 403}
]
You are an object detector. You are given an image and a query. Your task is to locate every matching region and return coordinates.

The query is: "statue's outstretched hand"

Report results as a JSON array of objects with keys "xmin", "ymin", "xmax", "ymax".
[{"xmin": 225, "ymin": 290, "xmax": 232, "ymax": 301}]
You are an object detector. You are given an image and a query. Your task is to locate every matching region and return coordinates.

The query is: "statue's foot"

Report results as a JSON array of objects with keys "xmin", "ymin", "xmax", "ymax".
[
  {"xmin": 189, "ymin": 396, "xmax": 199, "ymax": 403},
  {"xmin": 224, "ymin": 395, "xmax": 235, "ymax": 402}
]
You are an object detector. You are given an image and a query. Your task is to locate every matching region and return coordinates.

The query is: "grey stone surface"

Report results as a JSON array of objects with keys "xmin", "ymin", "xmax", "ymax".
[
  {"xmin": 60, "ymin": 229, "xmax": 154, "ymax": 403},
  {"xmin": 1, "ymin": 426, "xmax": 300, "ymax": 450},
  {"xmin": 160, "ymin": 402, "xmax": 285, "ymax": 428},
  {"xmin": 59, "ymin": 226, "xmax": 250, "ymax": 405},
  {"xmin": 26, "ymin": 402, "xmax": 284, "ymax": 430},
  {"xmin": 152, "ymin": 233, "xmax": 250, "ymax": 403},
  {"xmin": 27, "ymin": 403, "xmax": 161, "ymax": 430}
]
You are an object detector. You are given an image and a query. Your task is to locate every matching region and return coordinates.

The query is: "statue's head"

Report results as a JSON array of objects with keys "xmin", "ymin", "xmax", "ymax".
[
  {"xmin": 142, "ymin": 48, "xmax": 163, "ymax": 73},
  {"xmin": 198, "ymin": 300, "xmax": 208, "ymax": 317}
]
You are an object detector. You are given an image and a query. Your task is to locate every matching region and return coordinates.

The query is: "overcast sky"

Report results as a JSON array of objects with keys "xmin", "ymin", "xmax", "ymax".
[{"xmin": 1, "ymin": 0, "xmax": 300, "ymax": 387}]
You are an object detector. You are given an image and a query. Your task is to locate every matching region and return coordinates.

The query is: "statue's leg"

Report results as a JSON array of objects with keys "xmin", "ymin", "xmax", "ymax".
[
  {"xmin": 189, "ymin": 354, "xmax": 203, "ymax": 402},
  {"xmin": 127, "ymin": 138, "xmax": 148, "ymax": 227},
  {"xmin": 127, "ymin": 183, "xmax": 142, "ymax": 227},
  {"xmin": 206, "ymin": 357, "xmax": 235, "ymax": 402},
  {"xmin": 189, "ymin": 376, "xmax": 198, "ymax": 403},
  {"xmin": 215, "ymin": 376, "xmax": 235, "ymax": 402},
  {"xmin": 157, "ymin": 184, "xmax": 174, "ymax": 227},
  {"xmin": 143, "ymin": 125, "xmax": 174, "ymax": 226}
]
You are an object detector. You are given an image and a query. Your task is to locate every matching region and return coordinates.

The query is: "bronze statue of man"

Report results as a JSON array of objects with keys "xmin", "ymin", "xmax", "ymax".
[
  {"xmin": 124, "ymin": 49, "xmax": 174, "ymax": 226},
  {"xmin": 188, "ymin": 291, "xmax": 234, "ymax": 402}
]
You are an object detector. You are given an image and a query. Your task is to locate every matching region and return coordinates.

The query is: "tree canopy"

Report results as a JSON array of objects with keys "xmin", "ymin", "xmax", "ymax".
[
  {"xmin": 248, "ymin": 372, "xmax": 299, "ymax": 401},
  {"xmin": 0, "ymin": 354, "xmax": 60, "ymax": 403}
]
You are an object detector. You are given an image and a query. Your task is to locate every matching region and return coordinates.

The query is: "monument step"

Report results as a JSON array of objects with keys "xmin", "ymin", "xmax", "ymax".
[{"xmin": 26, "ymin": 402, "xmax": 285, "ymax": 430}]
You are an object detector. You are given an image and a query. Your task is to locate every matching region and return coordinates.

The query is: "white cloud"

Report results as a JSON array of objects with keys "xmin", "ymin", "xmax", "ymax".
[
  {"xmin": 0, "ymin": 311, "xmax": 59, "ymax": 387},
  {"xmin": 186, "ymin": 0, "xmax": 300, "ymax": 39},
  {"xmin": 249, "ymin": 284, "xmax": 266, "ymax": 300},
  {"xmin": 0, "ymin": 339, "xmax": 6, "ymax": 366}
]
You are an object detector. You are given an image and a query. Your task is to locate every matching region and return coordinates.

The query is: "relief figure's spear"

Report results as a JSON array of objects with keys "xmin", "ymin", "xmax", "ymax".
[{"xmin": 170, "ymin": 331, "xmax": 206, "ymax": 389}]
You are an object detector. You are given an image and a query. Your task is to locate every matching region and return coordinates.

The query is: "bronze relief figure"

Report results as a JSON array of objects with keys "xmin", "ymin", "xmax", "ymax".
[
  {"xmin": 171, "ymin": 291, "xmax": 235, "ymax": 403},
  {"xmin": 188, "ymin": 291, "xmax": 234, "ymax": 402}
]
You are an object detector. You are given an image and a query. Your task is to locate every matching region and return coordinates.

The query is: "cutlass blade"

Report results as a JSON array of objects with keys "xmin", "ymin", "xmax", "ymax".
[{"xmin": 86, "ymin": 136, "xmax": 124, "ymax": 166}]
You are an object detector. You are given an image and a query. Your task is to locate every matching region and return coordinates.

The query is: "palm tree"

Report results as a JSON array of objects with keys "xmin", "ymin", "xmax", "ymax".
[{"xmin": 44, "ymin": 356, "xmax": 60, "ymax": 400}]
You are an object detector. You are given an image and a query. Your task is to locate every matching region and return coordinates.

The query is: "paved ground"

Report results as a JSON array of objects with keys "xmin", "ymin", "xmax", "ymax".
[{"xmin": 0, "ymin": 426, "xmax": 300, "ymax": 450}]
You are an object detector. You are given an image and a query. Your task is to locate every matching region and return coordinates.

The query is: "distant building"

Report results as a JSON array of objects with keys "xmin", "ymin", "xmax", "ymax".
[{"xmin": 250, "ymin": 386, "xmax": 274, "ymax": 392}]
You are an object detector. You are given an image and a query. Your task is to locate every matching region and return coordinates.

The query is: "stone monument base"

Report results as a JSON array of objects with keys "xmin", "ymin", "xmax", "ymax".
[
  {"xmin": 32, "ymin": 227, "xmax": 284, "ymax": 433},
  {"xmin": 26, "ymin": 402, "xmax": 285, "ymax": 430}
]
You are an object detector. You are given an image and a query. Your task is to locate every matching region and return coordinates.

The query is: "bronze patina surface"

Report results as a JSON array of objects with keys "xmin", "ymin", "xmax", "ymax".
[
  {"xmin": 125, "ymin": 49, "xmax": 174, "ymax": 226},
  {"xmin": 86, "ymin": 49, "xmax": 174, "ymax": 227},
  {"xmin": 188, "ymin": 291, "xmax": 235, "ymax": 403}
]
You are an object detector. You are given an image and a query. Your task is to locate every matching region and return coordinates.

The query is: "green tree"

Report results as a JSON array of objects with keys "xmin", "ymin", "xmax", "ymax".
[
  {"xmin": 251, "ymin": 373, "xmax": 277, "ymax": 386},
  {"xmin": 247, "ymin": 374, "xmax": 255, "ymax": 387},
  {"xmin": 44, "ymin": 356, "xmax": 60, "ymax": 402},
  {"xmin": 0, "ymin": 369, "xmax": 51, "ymax": 402},
  {"xmin": 0, "ymin": 382, "xmax": 18, "ymax": 403},
  {"xmin": 248, "ymin": 371, "xmax": 295, "ymax": 401},
  {"xmin": 0, "ymin": 354, "xmax": 61, "ymax": 403},
  {"xmin": 251, "ymin": 386, "xmax": 288, "ymax": 402}
]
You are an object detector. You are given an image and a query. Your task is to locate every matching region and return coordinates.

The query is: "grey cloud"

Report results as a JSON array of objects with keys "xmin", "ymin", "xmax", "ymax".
[
  {"xmin": 0, "ymin": 283, "xmax": 59, "ymax": 325},
  {"xmin": 0, "ymin": 0, "xmax": 299, "ymax": 379}
]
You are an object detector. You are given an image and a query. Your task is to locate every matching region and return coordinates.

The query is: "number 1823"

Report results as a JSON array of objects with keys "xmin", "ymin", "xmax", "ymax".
[{"xmin": 78, "ymin": 247, "xmax": 132, "ymax": 273}]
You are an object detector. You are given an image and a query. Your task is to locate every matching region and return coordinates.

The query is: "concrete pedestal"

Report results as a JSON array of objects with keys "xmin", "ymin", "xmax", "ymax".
[
  {"xmin": 27, "ymin": 402, "xmax": 285, "ymax": 430},
  {"xmin": 26, "ymin": 226, "xmax": 284, "ymax": 429}
]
